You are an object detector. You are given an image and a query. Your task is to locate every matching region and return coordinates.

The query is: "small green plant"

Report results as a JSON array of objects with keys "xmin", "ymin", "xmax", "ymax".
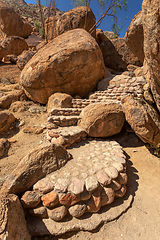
[
  {"xmin": 146, "ymin": 143, "xmax": 160, "ymax": 157},
  {"xmin": 39, "ymin": 27, "xmax": 45, "ymax": 37}
]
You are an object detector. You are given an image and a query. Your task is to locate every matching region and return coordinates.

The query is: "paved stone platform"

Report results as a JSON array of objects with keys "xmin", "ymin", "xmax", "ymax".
[{"xmin": 20, "ymin": 139, "xmax": 131, "ymax": 237}]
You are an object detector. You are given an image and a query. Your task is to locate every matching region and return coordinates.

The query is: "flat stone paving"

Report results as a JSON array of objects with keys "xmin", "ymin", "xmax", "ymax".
[{"xmin": 25, "ymin": 139, "xmax": 133, "ymax": 237}]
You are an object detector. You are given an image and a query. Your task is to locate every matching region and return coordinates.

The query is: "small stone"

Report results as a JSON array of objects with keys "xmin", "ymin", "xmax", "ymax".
[
  {"xmin": 86, "ymin": 187, "xmax": 101, "ymax": 213},
  {"xmin": 115, "ymin": 185, "xmax": 127, "ymax": 197},
  {"xmin": 0, "ymin": 138, "xmax": 9, "ymax": 158},
  {"xmin": 108, "ymin": 180, "xmax": 121, "ymax": 191},
  {"xmin": 112, "ymin": 156, "xmax": 126, "ymax": 165},
  {"xmin": 85, "ymin": 176, "xmax": 99, "ymax": 192},
  {"xmin": 112, "ymin": 162, "xmax": 124, "ymax": 173},
  {"xmin": 96, "ymin": 170, "xmax": 111, "ymax": 186},
  {"xmin": 104, "ymin": 166, "xmax": 119, "ymax": 179},
  {"xmin": 80, "ymin": 190, "xmax": 91, "ymax": 201},
  {"xmin": 68, "ymin": 178, "xmax": 85, "ymax": 195},
  {"xmin": 47, "ymin": 205, "xmax": 68, "ymax": 221},
  {"xmin": 21, "ymin": 191, "xmax": 42, "ymax": 208},
  {"xmin": 117, "ymin": 173, "xmax": 128, "ymax": 185},
  {"xmin": 54, "ymin": 178, "xmax": 70, "ymax": 193},
  {"xmin": 41, "ymin": 191, "xmax": 58, "ymax": 208},
  {"xmin": 69, "ymin": 203, "xmax": 87, "ymax": 218},
  {"xmin": 28, "ymin": 205, "xmax": 48, "ymax": 218},
  {"xmin": 101, "ymin": 187, "xmax": 115, "ymax": 206},
  {"xmin": 33, "ymin": 178, "xmax": 55, "ymax": 194},
  {"xmin": 59, "ymin": 193, "xmax": 80, "ymax": 206}
]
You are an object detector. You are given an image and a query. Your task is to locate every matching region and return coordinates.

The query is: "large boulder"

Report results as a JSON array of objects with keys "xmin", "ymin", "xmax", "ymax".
[
  {"xmin": 45, "ymin": 6, "xmax": 96, "ymax": 41},
  {"xmin": 142, "ymin": 0, "xmax": 160, "ymax": 112},
  {"xmin": 100, "ymin": 37, "xmax": 142, "ymax": 71},
  {"xmin": 124, "ymin": 11, "xmax": 144, "ymax": 63},
  {"xmin": 20, "ymin": 29, "xmax": 107, "ymax": 104},
  {"xmin": 0, "ymin": 1, "xmax": 32, "ymax": 40},
  {"xmin": 1, "ymin": 36, "xmax": 29, "ymax": 59},
  {"xmin": 122, "ymin": 95, "xmax": 160, "ymax": 146},
  {"xmin": 0, "ymin": 194, "xmax": 31, "ymax": 240},
  {"xmin": 78, "ymin": 102, "xmax": 125, "ymax": 137},
  {"xmin": 1, "ymin": 142, "xmax": 71, "ymax": 195}
]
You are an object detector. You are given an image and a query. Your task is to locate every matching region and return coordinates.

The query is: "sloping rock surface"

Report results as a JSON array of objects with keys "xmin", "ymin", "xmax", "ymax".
[
  {"xmin": 124, "ymin": 11, "xmax": 144, "ymax": 62},
  {"xmin": 142, "ymin": 0, "xmax": 160, "ymax": 112},
  {"xmin": 0, "ymin": 142, "xmax": 70, "ymax": 195},
  {"xmin": 100, "ymin": 37, "xmax": 142, "ymax": 71}
]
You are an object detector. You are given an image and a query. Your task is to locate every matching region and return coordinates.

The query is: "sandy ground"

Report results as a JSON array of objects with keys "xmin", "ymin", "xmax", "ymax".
[{"xmin": 0, "ymin": 63, "xmax": 160, "ymax": 240}]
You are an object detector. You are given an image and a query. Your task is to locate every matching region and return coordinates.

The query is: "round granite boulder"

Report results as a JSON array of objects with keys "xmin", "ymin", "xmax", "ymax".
[
  {"xmin": 20, "ymin": 29, "xmax": 107, "ymax": 104},
  {"xmin": 78, "ymin": 102, "xmax": 125, "ymax": 137}
]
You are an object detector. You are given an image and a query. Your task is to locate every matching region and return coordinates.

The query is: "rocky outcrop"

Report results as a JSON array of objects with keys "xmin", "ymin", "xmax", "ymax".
[
  {"xmin": 0, "ymin": 111, "xmax": 15, "ymax": 134},
  {"xmin": 142, "ymin": 0, "xmax": 160, "ymax": 112},
  {"xmin": 45, "ymin": 6, "xmax": 96, "ymax": 41},
  {"xmin": 124, "ymin": 11, "xmax": 144, "ymax": 62},
  {"xmin": 0, "ymin": 194, "xmax": 31, "ymax": 240},
  {"xmin": 0, "ymin": 1, "xmax": 32, "ymax": 40},
  {"xmin": 20, "ymin": 29, "xmax": 107, "ymax": 104},
  {"xmin": 122, "ymin": 95, "xmax": 160, "ymax": 146},
  {"xmin": 78, "ymin": 102, "xmax": 125, "ymax": 137},
  {"xmin": 47, "ymin": 93, "xmax": 73, "ymax": 113},
  {"xmin": 17, "ymin": 50, "xmax": 35, "ymax": 70},
  {"xmin": 1, "ymin": 142, "xmax": 71, "ymax": 195},
  {"xmin": 100, "ymin": 37, "xmax": 142, "ymax": 71}
]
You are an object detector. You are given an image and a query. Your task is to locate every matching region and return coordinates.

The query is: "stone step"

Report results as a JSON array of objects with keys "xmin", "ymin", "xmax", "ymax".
[
  {"xmin": 47, "ymin": 115, "xmax": 81, "ymax": 127},
  {"xmin": 49, "ymin": 108, "xmax": 82, "ymax": 116},
  {"xmin": 46, "ymin": 126, "xmax": 87, "ymax": 148}
]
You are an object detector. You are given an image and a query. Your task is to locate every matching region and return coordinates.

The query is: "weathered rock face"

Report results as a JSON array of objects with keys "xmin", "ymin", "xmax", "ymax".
[
  {"xmin": 122, "ymin": 95, "xmax": 160, "ymax": 146},
  {"xmin": 0, "ymin": 1, "xmax": 32, "ymax": 40},
  {"xmin": 20, "ymin": 29, "xmax": 107, "ymax": 104},
  {"xmin": 124, "ymin": 11, "xmax": 144, "ymax": 63},
  {"xmin": 45, "ymin": 6, "xmax": 96, "ymax": 41},
  {"xmin": 47, "ymin": 93, "xmax": 73, "ymax": 113},
  {"xmin": 0, "ymin": 194, "xmax": 31, "ymax": 240},
  {"xmin": 142, "ymin": 0, "xmax": 160, "ymax": 112},
  {"xmin": 0, "ymin": 111, "xmax": 15, "ymax": 134},
  {"xmin": 1, "ymin": 36, "xmax": 29, "ymax": 58},
  {"xmin": 17, "ymin": 50, "xmax": 35, "ymax": 70},
  {"xmin": 96, "ymin": 29, "xmax": 108, "ymax": 44},
  {"xmin": 100, "ymin": 37, "xmax": 142, "ymax": 71},
  {"xmin": 78, "ymin": 102, "xmax": 125, "ymax": 137},
  {"xmin": 1, "ymin": 142, "xmax": 71, "ymax": 195}
]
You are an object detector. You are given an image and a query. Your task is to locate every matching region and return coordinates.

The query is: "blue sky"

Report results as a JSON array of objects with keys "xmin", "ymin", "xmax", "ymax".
[{"xmin": 25, "ymin": 0, "xmax": 143, "ymax": 38}]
